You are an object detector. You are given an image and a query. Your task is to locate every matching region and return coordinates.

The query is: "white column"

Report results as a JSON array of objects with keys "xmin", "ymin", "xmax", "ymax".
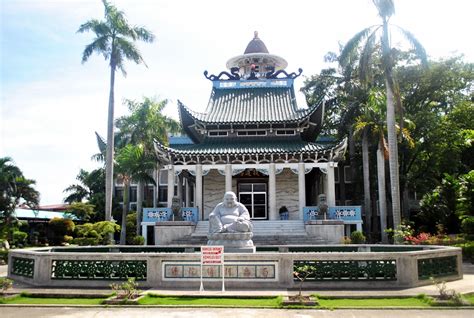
[
  {"xmin": 142, "ymin": 225, "xmax": 148, "ymax": 245},
  {"xmin": 298, "ymin": 162, "xmax": 306, "ymax": 220},
  {"xmin": 195, "ymin": 164, "xmax": 203, "ymax": 220},
  {"xmin": 185, "ymin": 178, "xmax": 191, "ymax": 207},
  {"xmin": 327, "ymin": 162, "xmax": 336, "ymax": 207},
  {"xmin": 177, "ymin": 174, "xmax": 183, "ymax": 206},
  {"xmin": 225, "ymin": 164, "xmax": 232, "ymax": 192},
  {"xmin": 268, "ymin": 163, "xmax": 277, "ymax": 220},
  {"xmin": 167, "ymin": 166, "xmax": 175, "ymax": 208}
]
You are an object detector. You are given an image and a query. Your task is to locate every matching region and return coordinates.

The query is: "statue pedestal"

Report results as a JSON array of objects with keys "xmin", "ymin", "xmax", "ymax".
[{"xmin": 207, "ymin": 232, "xmax": 255, "ymax": 253}]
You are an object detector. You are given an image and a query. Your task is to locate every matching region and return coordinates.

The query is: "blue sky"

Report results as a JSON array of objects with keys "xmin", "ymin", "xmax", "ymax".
[{"xmin": 1, "ymin": 0, "xmax": 473, "ymax": 205}]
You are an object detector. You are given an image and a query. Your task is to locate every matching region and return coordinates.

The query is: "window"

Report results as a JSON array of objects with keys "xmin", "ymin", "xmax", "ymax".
[
  {"xmin": 276, "ymin": 130, "xmax": 295, "ymax": 135},
  {"xmin": 237, "ymin": 130, "xmax": 267, "ymax": 136},
  {"xmin": 158, "ymin": 187, "xmax": 168, "ymax": 204},
  {"xmin": 159, "ymin": 169, "xmax": 168, "ymax": 185},
  {"xmin": 130, "ymin": 186, "xmax": 137, "ymax": 203},
  {"xmin": 208, "ymin": 131, "xmax": 228, "ymax": 137},
  {"xmin": 344, "ymin": 166, "xmax": 353, "ymax": 183}
]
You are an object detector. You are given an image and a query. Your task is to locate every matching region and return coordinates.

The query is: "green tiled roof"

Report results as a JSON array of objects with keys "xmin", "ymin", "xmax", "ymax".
[
  {"xmin": 159, "ymin": 137, "xmax": 331, "ymax": 156},
  {"xmin": 179, "ymin": 87, "xmax": 321, "ymax": 125}
]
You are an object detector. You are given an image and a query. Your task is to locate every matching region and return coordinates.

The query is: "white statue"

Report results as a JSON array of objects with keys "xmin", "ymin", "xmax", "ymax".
[{"xmin": 209, "ymin": 191, "xmax": 253, "ymax": 234}]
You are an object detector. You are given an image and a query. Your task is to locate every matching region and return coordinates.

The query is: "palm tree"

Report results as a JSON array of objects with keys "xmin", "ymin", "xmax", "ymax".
[
  {"xmin": 339, "ymin": 0, "xmax": 427, "ymax": 233},
  {"xmin": 78, "ymin": 0, "xmax": 155, "ymax": 224},
  {"xmin": 116, "ymin": 97, "xmax": 181, "ymax": 235},
  {"xmin": 0, "ymin": 157, "xmax": 39, "ymax": 240},
  {"xmin": 63, "ymin": 168, "xmax": 105, "ymax": 203},
  {"xmin": 115, "ymin": 144, "xmax": 156, "ymax": 244}
]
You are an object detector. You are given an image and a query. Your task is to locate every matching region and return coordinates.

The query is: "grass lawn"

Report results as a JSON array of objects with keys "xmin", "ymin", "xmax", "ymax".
[
  {"xmin": 138, "ymin": 294, "xmax": 282, "ymax": 307},
  {"xmin": 317, "ymin": 296, "xmax": 431, "ymax": 308},
  {"xmin": 0, "ymin": 295, "xmax": 106, "ymax": 305},
  {"xmin": 464, "ymin": 294, "xmax": 474, "ymax": 305}
]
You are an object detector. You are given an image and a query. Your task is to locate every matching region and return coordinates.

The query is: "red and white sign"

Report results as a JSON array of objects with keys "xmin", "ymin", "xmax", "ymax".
[
  {"xmin": 201, "ymin": 246, "xmax": 224, "ymax": 265},
  {"xmin": 200, "ymin": 246, "xmax": 225, "ymax": 292}
]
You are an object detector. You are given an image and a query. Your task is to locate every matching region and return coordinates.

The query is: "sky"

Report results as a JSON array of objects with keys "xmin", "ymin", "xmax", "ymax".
[{"xmin": 1, "ymin": 0, "xmax": 473, "ymax": 205}]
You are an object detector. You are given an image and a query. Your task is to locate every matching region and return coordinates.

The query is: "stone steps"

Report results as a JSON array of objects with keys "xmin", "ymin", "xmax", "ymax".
[{"xmin": 171, "ymin": 235, "xmax": 327, "ymax": 246}]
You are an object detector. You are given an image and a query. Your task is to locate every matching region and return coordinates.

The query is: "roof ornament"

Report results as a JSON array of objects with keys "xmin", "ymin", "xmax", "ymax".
[
  {"xmin": 204, "ymin": 67, "xmax": 240, "ymax": 81},
  {"xmin": 265, "ymin": 67, "xmax": 303, "ymax": 79},
  {"xmin": 254, "ymin": 31, "xmax": 258, "ymax": 38}
]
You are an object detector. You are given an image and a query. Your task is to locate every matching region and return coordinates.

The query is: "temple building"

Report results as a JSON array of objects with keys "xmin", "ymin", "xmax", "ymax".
[{"xmin": 152, "ymin": 32, "xmax": 351, "ymax": 225}]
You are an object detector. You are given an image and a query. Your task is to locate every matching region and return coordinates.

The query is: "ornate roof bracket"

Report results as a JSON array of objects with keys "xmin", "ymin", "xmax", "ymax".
[
  {"xmin": 204, "ymin": 67, "xmax": 240, "ymax": 81},
  {"xmin": 266, "ymin": 67, "xmax": 303, "ymax": 79}
]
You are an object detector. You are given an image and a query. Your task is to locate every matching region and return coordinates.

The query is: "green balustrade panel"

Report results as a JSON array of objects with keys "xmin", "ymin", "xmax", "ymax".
[
  {"xmin": 11, "ymin": 257, "xmax": 35, "ymax": 278},
  {"xmin": 51, "ymin": 260, "xmax": 147, "ymax": 280},
  {"xmin": 294, "ymin": 260, "xmax": 396, "ymax": 281},
  {"xmin": 417, "ymin": 256, "xmax": 458, "ymax": 280}
]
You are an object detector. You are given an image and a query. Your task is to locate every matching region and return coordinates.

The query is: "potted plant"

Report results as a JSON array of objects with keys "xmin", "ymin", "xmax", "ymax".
[{"xmin": 279, "ymin": 206, "xmax": 289, "ymax": 220}]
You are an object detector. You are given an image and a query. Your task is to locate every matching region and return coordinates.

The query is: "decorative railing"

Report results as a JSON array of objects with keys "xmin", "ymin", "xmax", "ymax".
[
  {"xmin": 294, "ymin": 260, "xmax": 397, "ymax": 281},
  {"xmin": 51, "ymin": 260, "xmax": 147, "ymax": 280},
  {"xmin": 181, "ymin": 207, "xmax": 199, "ymax": 223},
  {"xmin": 418, "ymin": 256, "xmax": 458, "ymax": 280},
  {"xmin": 142, "ymin": 207, "xmax": 198, "ymax": 223},
  {"xmin": 303, "ymin": 206, "xmax": 362, "ymax": 223},
  {"xmin": 11, "ymin": 257, "xmax": 35, "ymax": 278}
]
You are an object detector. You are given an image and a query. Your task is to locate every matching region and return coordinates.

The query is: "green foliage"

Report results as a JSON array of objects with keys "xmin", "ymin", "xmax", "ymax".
[
  {"xmin": 418, "ymin": 171, "xmax": 473, "ymax": 234},
  {"xmin": 456, "ymin": 242, "xmax": 474, "ymax": 263},
  {"xmin": 0, "ymin": 278, "xmax": 13, "ymax": 293},
  {"xmin": 385, "ymin": 222, "xmax": 414, "ymax": 243},
  {"xmin": 350, "ymin": 231, "xmax": 366, "ymax": 244},
  {"xmin": 0, "ymin": 157, "xmax": 39, "ymax": 241},
  {"xmin": 0, "ymin": 250, "xmax": 8, "ymax": 264},
  {"xmin": 48, "ymin": 217, "xmax": 75, "ymax": 246},
  {"xmin": 131, "ymin": 236, "xmax": 145, "ymax": 245},
  {"xmin": 73, "ymin": 221, "xmax": 120, "ymax": 246},
  {"xmin": 12, "ymin": 230, "xmax": 28, "ymax": 246},
  {"xmin": 293, "ymin": 264, "xmax": 317, "ymax": 297},
  {"xmin": 65, "ymin": 202, "xmax": 96, "ymax": 222},
  {"xmin": 109, "ymin": 277, "xmax": 140, "ymax": 300}
]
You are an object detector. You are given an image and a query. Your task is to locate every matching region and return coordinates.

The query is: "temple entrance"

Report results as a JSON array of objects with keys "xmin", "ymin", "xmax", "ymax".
[{"xmin": 238, "ymin": 183, "xmax": 267, "ymax": 219}]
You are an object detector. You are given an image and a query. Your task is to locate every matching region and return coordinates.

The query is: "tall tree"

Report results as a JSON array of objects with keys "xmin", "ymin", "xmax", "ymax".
[
  {"xmin": 115, "ymin": 144, "xmax": 155, "ymax": 244},
  {"xmin": 116, "ymin": 97, "xmax": 180, "ymax": 234},
  {"xmin": 339, "ymin": 0, "xmax": 427, "ymax": 234},
  {"xmin": 0, "ymin": 157, "xmax": 40, "ymax": 240},
  {"xmin": 78, "ymin": 0, "xmax": 155, "ymax": 224}
]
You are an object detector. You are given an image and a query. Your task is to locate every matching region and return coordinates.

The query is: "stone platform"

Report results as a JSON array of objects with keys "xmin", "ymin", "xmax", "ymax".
[{"xmin": 207, "ymin": 232, "xmax": 256, "ymax": 253}]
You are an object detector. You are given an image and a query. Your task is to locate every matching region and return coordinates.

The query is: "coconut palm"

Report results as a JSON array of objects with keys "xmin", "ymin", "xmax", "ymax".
[
  {"xmin": 116, "ymin": 97, "xmax": 181, "ymax": 234},
  {"xmin": 78, "ymin": 0, "xmax": 155, "ymax": 224},
  {"xmin": 63, "ymin": 168, "xmax": 105, "ymax": 203},
  {"xmin": 0, "ymin": 157, "xmax": 39, "ymax": 240},
  {"xmin": 339, "ymin": 0, "xmax": 427, "ymax": 232},
  {"xmin": 115, "ymin": 144, "xmax": 156, "ymax": 244}
]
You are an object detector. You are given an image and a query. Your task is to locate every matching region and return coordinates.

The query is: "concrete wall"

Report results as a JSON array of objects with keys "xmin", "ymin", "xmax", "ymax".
[
  {"xmin": 203, "ymin": 170, "xmax": 225, "ymax": 220},
  {"xmin": 276, "ymin": 168, "xmax": 299, "ymax": 219},
  {"xmin": 8, "ymin": 245, "xmax": 463, "ymax": 289}
]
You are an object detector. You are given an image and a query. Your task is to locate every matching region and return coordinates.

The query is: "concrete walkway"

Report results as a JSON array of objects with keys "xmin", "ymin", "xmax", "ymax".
[
  {"xmin": 4, "ymin": 263, "xmax": 474, "ymax": 298},
  {"xmin": 2, "ymin": 308, "xmax": 474, "ymax": 318}
]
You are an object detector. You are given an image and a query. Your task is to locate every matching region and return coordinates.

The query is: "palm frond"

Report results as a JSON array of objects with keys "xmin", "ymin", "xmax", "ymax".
[
  {"xmin": 373, "ymin": 0, "xmax": 395, "ymax": 20},
  {"xmin": 395, "ymin": 26, "xmax": 428, "ymax": 65},
  {"xmin": 339, "ymin": 26, "xmax": 378, "ymax": 67},
  {"xmin": 133, "ymin": 26, "xmax": 155, "ymax": 43},
  {"xmin": 359, "ymin": 27, "xmax": 380, "ymax": 84},
  {"xmin": 81, "ymin": 35, "xmax": 110, "ymax": 63},
  {"xmin": 115, "ymin": 37, "xmax": 146, "ymax": 67}
]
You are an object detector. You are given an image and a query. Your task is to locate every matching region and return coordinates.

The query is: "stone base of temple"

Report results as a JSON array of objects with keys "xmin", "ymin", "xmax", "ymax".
[
  {"xmin": 305, "ymin": 221, "xmax": 344, "ymax": 244},
  {"xmin": 207, "ymin": 232, "xmax": 255, "ymax": 253}
]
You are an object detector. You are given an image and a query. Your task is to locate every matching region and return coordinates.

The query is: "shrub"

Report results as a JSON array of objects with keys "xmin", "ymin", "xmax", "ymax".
[
  {"xmin": 131, "ymin": 236, "xmax": 145, "ymax": 245},
  {"xmin": 12, "ymin": 231, "xmax": 28, "ymax": 247},
  {"xmin": 350, "ymin": 231, "xmax": 366, "ymax": 244},
  {"xmin": 456, "ymin": 241, "xmax": 474, "ymax": 263},
  {"xmin": 0, "ymin": 278, "xmax": 13, "ymax": 293},
  {"xmin": 461, "ymin": 217, "xmax": 474, "ymax": 240},
  {"xmin": 110, "ymin": 277, "xmax": 141, "ymax": 300},
  {"xmin": 48, "ymin": 218, "xmax": 75, "ymax": 245},
  {"xmin": 74, "ymin": 221, "xmax": 120, "ymax": 246},
  {"xmin": 340, "ymin": 236, "xmax": 352, "ymax": 244}
]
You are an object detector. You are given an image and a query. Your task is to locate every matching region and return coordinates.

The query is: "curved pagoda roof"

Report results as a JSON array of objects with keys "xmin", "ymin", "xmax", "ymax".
[{"xmin": 244, "ymin": 31, "xmax": 269, "ymax": 54}]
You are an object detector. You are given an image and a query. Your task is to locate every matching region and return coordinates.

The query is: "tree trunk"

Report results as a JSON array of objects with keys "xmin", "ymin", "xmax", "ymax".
[
  {"xmin": 105, "ymin": 63, "xmax": 116, "ymax": 224},
  {"xmin": 362, "ymin": 128, "xmax": 372, "ymax": 236},
  {"xmin": 382, "ymin": 19, "xmax": 402, "ymax": 237},
  {"xmin": 136, "ymin": 180, "xmax": 143, "ymax": 236},
  {"xmin": 120, "ymin": 181, "xmax": 129, "ymax": 245},
  {"xmin": 377, "ymin": 139, "xmax": 388, "ymax": 243}
]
